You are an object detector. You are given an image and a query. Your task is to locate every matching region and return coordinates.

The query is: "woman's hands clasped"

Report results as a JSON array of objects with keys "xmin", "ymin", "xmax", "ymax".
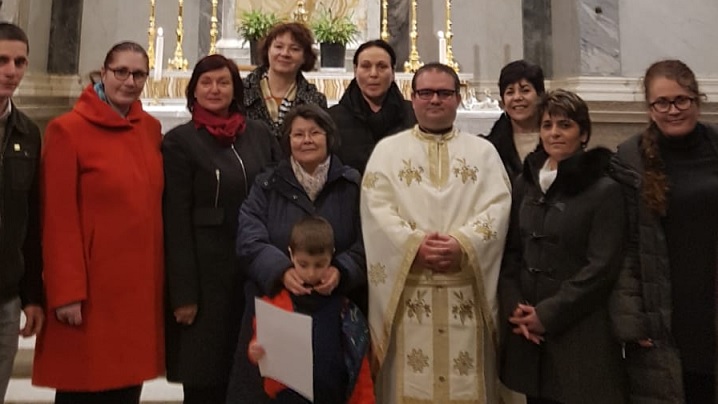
[{"xmin": 508, "ymin": 302, "xmax": 545, "ymax": 345}]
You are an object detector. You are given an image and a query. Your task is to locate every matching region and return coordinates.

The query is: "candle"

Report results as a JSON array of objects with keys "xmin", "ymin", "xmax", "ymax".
[
  {"xmin": 437, "ymin": 30, "xmax": 447, "ymax": 65},
  {"xmin": 153, "ymin": 27, "xmax": 164, "ymax": 81}
]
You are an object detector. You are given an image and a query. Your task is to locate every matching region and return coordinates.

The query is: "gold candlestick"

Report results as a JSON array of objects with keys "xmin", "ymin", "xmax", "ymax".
[
  {"xmin": 380, "ymin": 0, "xmax": 389, "ymax": 42},
  {"xmin": 292, "ymin": 0, "xmax": 309, "ymax": 24},
  {"xmin": 168, "ymin": 0, "xmax": 189, "ymax": 70},
  {"xmin": 444, "ymin": 0, "xmax": 459, "ymax": 72},
  {"xmin": 403, "ymin": 0, "xmax": 423, "ymax": 73},
  {"xmin": 147, "ymin": 0, "xmax": 156, "ymax": 69},
  {"xmin": 209, "ymin": 0, "xmax": 219, "ymax": 54}
]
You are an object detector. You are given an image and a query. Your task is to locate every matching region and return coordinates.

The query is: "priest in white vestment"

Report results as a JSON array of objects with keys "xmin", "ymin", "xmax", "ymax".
[{"xmin": 361, "ymin": 63, "xmax": 521, "ymax": 404}]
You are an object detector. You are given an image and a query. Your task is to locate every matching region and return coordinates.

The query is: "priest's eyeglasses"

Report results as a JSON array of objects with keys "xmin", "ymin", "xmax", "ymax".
[
  {"xmin": 107, "ymin": 67, "xmax": 149, "ymax": 82},
  {"xmin": 414, "ymin": 89, "xmax": 457, "ymax": 100},
  {"xmin": 649, "ymin": 96, "xmax": 695, "ymax": 113}
]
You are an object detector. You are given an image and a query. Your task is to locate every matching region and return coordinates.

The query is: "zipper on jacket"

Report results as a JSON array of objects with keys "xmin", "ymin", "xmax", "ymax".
[
  {"xmin": 214, "ymin": 169, "xmax": 220, "ymax": 208},
  {"xmin": 230, "ymin": 144, "xmax": 249, "ymax": 196}
]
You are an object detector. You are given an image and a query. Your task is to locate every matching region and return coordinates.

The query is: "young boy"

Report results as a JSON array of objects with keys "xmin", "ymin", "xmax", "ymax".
[{"xmin": 248, "ymin": 216, "xmax": 374, "ymax": 404}]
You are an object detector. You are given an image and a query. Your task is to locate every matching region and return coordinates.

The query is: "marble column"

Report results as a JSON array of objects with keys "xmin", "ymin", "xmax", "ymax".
[
  {"xmin": 198, "ymin": 0, "xmax": 222, "ymax": 58},
  {"xmin": 47, "ymin": 0, "xmax": 83, "ymax": 74},
  {"xmin": 0, "ymin": 0, "xmax": 20, "ymax": 23},
  {"xmin": 386, "ymin": 0, "xmax": 410, "ymax": 70},
  {"xmin": 551, "ymin": 0, "xmax": 620, "ymax": 78},
  {"xmin": 216, "ymin": 0, "xmax": 245, "ymax": 62},
  {"xmin": 522, "ymin": 0, "xmax": 552, "ymax": 77}
]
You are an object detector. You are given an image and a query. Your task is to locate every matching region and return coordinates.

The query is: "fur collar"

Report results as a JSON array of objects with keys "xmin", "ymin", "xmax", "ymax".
[{"xmin": 523, "ymin": 147, "xmax": 614, "ymax": 196}]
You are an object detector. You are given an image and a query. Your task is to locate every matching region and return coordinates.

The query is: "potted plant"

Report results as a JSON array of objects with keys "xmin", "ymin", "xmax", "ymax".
[
  {"xmin": 311, "ymin": 8, "xmax": 359, "ymax": 69},
  {"xmin": 237, "ymin": 9, "xmax": 283, "ymax": 65}
]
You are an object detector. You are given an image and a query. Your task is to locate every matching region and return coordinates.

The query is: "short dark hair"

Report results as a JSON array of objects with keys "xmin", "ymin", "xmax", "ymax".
[
  {"xmin": 185, "ymin": 54, "xmax": 245, "ymax": 113},
  {"xmin": 289, "ymin": 215, "xmax": 334, "ymax": 256},
  {"xmin": 103, "ymin": 41, "xmax": 148, "ymax": 70},
  {"xmin": 353, "ymin": 39, "xmax": 396, "ymax": 70},
  {"xmin": 537, "ymin": 89, "xmax": 592, "ymax": 145},
  {"xmin": 279, "ymin": 104, "xmax": 339, "ymax": 158},
  {"xmin": 411, "ymin": 62, "xmax": 461, "ymax": 93},
  {"xmin": 0, "ymin": 22, "xmax": 29, "ymax": 54},
  {"xmin": 259, "ymin": 22, "xmax": 316, "ymax": 72},
  {"xmin": 498, "ymin": 60, "xmax": 545, "ymax": 98}
]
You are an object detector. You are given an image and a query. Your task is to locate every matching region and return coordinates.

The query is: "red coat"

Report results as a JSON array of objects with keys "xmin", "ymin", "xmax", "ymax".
[{"xmin": 32, "ymin": 85, "xmax": 165, "ymax": 391}]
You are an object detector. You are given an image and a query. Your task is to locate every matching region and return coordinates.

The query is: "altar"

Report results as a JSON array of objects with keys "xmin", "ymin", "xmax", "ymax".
[{"xmin": 142, "ymin": 70, "xmax": 502, "ymax": 135}]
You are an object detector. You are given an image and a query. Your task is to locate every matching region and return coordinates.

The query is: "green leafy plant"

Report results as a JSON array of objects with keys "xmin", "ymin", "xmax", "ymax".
[
  {"xmin": 311, "ymin": 8, "xmax": 359, "ymax": 45},
  {"xmin": 237, "ymin": 9, "xmax": 283, "ymax": 43}
]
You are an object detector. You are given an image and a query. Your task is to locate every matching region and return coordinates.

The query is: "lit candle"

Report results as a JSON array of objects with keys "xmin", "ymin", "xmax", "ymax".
[
  {"xmin": 153, "ymin": 27, "xmax": 164, "ymax": 81},
  {"xmin": 437, "ymin": 30, "xmax": 447, "ymax": 64}
]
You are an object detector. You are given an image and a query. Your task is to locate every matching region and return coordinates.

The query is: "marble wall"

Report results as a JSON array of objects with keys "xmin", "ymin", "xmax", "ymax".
[
  {"xmin": 415, "ymin": 0, "xmax": 523, "ymax": 84},
  {"xmin": 79, "ymin": 0, "xmax": 201, "ymax": 76},
  {"xmin": 551, "ymin": 0, "xmax": 620, "ymax": 78},
  {"xmin": 619, "ymin": 0, "xmax": 718, "ymax": 78}
]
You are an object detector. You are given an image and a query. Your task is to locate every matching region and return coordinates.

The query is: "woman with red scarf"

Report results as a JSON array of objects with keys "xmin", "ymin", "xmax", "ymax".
[{"xmin": 162, "ymin": 54, "xmax": 280, "ymax": 404}]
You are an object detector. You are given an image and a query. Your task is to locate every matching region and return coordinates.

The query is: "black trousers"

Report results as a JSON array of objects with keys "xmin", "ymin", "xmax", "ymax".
[
  {"xmin": 183, "ymin": 384, "xmax": 228, "ymax": 404},
  {"xmin": 55, "ymin": 385, "xmax": 142, "ymax": 404},
  {"xmin": 684, "ymin": 371, "xmax": 715, "ymax": 404}
]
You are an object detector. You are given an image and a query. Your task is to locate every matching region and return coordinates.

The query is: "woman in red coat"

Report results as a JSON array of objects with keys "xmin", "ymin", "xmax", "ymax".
[{"xmin": 32, "ymin": 41, "xmax": 164, "ymax": 404}]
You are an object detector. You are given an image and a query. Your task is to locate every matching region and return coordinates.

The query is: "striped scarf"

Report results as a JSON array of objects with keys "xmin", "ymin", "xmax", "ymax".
[{"xmin": 259, "ymin": 73, "xmax": 297, "ymax": 136}]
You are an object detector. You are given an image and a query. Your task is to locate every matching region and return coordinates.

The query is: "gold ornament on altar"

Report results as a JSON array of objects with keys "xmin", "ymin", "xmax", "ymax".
[
  {"xmin": 403, "ymin": 0, "xmax": 423, "ymax": 73},
  {"xmin": 209, "ymin": 0, "xmax": 219, "ymax": 55},
  {"xmin": 147, "ymin": 0, "xmax": 156, "ymax": 69},
  {"xmin": 168, "ymin": 0, "xmax": 189, "ymax": 70},
  {"xmin": 292, "ymin": 0, "xmax": 309, "ymax": 24},
  {"xmin": 380, "ymin": 0, "xmax": 389, "ymax": 41},
  {"xmin": 444, "ymin": 0, "xmax": 459, "ymax": 72}
]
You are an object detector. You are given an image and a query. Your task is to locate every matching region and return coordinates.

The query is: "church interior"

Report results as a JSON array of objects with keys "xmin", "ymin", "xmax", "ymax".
[{"xmin": 4, "ymin": 0, "xmax": 718, "ymax": 402}]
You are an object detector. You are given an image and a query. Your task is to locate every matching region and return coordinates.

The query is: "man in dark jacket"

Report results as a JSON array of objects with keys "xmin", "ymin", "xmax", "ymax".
[{"xmin": 0, "ymin": 22, "xmax": 44, "ymax": 403}]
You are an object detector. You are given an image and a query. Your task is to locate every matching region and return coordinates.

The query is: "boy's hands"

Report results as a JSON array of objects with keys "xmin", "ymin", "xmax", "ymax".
[{"xmin": 249, "ymin": 341, "xmax": 266, "ymax": 363}]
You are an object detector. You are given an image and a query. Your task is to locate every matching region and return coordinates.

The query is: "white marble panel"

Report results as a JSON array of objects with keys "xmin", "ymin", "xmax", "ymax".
[
  {"xmin": 25, "ymin": 0, "xmax": 51, "ymax": 74},
  {"xmin": 468, "ymin": 0, "xmax": 523, "ymax": 80},
  {"xmin": 578, "ymin": 0, "xmax": 620, "ymax": 75},
  {"xmin": 619, "ymin": 0, "xmax": 718, "ymax": 78}
]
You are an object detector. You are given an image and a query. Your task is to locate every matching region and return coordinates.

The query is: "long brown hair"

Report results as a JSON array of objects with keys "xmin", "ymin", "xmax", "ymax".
[{"xmin": 640, "ymin": 59, "xmax": 703, "ymax": 215}]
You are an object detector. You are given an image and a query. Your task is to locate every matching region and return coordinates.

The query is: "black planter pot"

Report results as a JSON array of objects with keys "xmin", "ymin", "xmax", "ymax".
[
  {"xmin": 320, "ymin": 42, "xmax": 346, "ymax": 68},
  {"xmin": 249, "ymin": 40, "xmax": 259, "ymax": 66}
]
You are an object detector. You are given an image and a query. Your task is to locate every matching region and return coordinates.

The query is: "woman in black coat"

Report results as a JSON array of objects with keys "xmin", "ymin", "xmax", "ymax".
[
  {"xmin": 499, "ymin": 90, "xmax": 627, "ymax": 404},
  {"xmin": 484, "ymin": 60, "xmax": 545, "ymax": 182},
  {"xmin": 610, "ymin": 60, "xmax": 718, "ymax": 404},
  {"xmin": 227, "ymin": 104, "xmax": 366, "ymax": 403},
  {"xmin": 329, "ymin": 39, "xmax": 416, "ymax": 174},
  {"xmin": 162, "ymin": 55, "xmax": 279, "ymax": 404}
]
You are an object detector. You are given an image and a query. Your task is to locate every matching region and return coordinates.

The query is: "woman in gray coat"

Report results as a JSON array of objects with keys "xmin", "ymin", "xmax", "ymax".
[{"xmin": 499, "ymin": 90, "xmax": 627, "ymax": 404}]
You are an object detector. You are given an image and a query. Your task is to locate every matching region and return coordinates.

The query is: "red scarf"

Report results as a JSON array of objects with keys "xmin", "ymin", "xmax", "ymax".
[{"xmin": 192, "ymin": 104, "xmax": 246, "ymax": 147}]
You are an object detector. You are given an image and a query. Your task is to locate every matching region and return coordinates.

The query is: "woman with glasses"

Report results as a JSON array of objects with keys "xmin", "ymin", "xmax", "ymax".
[
  {"xmin": 499, "ymin": 90, "xmax": 627, "ymax": 404},
  {"xmin": 227, "ymin": 104, "xmax": 366, "ymax": 402},
  {"xmin": 33, "ymin": 42, "xmax": 163, "ymax": 404},
  {"xmin": 328, "ymin": 39, "xmax": 416, "ymax": 174},
  {"xmin": 610, "ymin": 59, "xmax": 718, "ymax": 403},
  {"xmin": 162, "ymin": 54, "xmax": 279, "ymax": 404},
  {"xmin": 244, "ymin": 22, "xmax": 327, "ymax": 139}
]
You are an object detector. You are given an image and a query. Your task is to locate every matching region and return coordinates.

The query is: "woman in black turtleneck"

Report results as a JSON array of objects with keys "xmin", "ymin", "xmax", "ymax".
[
  {"xmin": 329, "ymin": 40, "xmax": 416, "ymax": 174},
  {"xmin": 610, "ymin": 59, "xmax": 718, "ymax": 404}
]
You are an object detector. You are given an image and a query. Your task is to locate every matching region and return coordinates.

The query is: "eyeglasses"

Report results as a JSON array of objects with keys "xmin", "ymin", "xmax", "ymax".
[
  {"xmin": 106, "ymin": 67, "xmax": 149, "ymax": 82},
  {"xmin": 414, "ymin": 89, "xmax": 457, "ymax": 100},
  {"xmin": 290, "ymin": 130, "xmax": 326, "ymax": 141},
  {"xmin": 649, "ymin": 96, "xmax": 696, "ymax": 113}
]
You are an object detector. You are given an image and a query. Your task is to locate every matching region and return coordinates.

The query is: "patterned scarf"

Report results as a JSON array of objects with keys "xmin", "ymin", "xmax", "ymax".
[
  {"xmin": 291, "ymin": 156, "xmax": 331, "ymax": 201},
  {"xmin": 94, "ymin": 81, "xmax": 128, "ymax": 117},
  {"xmin": 260, "ymin": 73, "xmax": 297, "ymax": 135}
]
